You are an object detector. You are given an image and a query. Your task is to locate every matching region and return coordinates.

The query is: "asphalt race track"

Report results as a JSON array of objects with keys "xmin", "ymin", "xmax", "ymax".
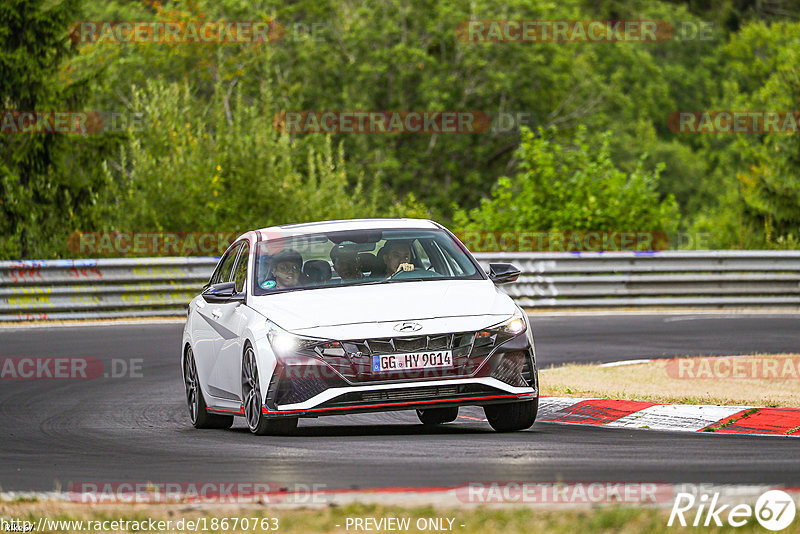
[{"xmin": 1, "ymin": 313, "xmax": 799, "ymax": 492}]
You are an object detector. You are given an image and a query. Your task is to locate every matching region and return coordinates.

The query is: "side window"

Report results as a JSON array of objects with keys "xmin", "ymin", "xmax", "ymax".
[
  {"xmin": 420, "ymin": 239, "xmax": 449, "ymax": 275},
  {"xmin": 427, "ymin": 240, "xmax": 465, "ymax": 276},
  {"xmin": 439, "ymin": 241, "xmax": 469, "ymax": 276},
  {"xmin": 211, "ymin": 244, "xmax": 240, "ymax": 285},
  {"xmin": 412, "ymin": 241, "xmax": 432, "ymax": 269},
  {"xmin": 233, "ymin": 243, "xmax": 249, "ymax": 293}
]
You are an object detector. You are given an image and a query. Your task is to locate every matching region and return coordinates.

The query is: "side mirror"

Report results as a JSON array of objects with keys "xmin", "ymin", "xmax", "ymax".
[
  {"xmin": 488, "ymin": 263, "xmax": 521, "ymax": 284},
  {"xmin": 202, "ymin": 281, "xmax": 244, "ymax": 303}
]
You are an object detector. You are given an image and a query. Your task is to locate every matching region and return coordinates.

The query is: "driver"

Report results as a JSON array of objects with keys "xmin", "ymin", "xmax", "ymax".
[{"xmin": 381, "ymin": 241, "xmax": 414, "ymax": 277}]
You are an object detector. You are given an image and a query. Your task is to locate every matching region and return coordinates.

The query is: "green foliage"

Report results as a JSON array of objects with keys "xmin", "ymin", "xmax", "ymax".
[
  {"xmin": 691, "ymin": 21, "xmax": 800, "ymax": 248},
  {"xmin": 453, "ymin": 127, "xmax": 679, "ymax": 234},
  {"xmin": 99, "ymin": 77, "xmax": 398, "ymax": 234},
  {"xmin": 3, "ymin": 0, "xmax": 800, "ymax": 259},
  {"xmin": 0, "ymin": 0, "xmax": 118, "ymax": 258},
  {"xmin": 74, "ymin": 0, "xmax": 718, "ymax": 217}
]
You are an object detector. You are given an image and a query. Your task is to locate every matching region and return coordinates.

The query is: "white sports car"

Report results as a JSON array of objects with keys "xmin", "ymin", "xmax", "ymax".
[{"xmin": 181, "ymin": 218, "xmax": 538, "ymax": 434}]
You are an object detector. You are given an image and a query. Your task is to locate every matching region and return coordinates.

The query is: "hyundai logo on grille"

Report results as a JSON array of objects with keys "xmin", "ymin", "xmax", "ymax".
[{"xmin": 394, "ymin": 321, "xmax": 422, "ymax": 332}]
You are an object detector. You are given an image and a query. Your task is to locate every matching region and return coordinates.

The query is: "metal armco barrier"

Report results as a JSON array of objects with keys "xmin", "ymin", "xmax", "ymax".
[
  {"xmin": 1, "ymin": 251, "xmax": 799, "ymax": 321},
  {"xmin": 0, "ymin": 258, "xmax": 217, "ymax": 322},
  {"xmin": 474, "ymin": 250, "xmax": 800, "ymax": 308}
]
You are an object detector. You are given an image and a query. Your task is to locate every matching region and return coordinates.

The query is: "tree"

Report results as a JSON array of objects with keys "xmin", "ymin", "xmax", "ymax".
[
  {"xmin": 453, "ymin": 127, "xmax": 679, "ymax": 238},
  {"xmin": 98, "ymin": 74, "xmax": 423, "ymax": 240},
  {"xmin": 0, "ymin": 0, "xmax": 115, "ymax": 258},
  {"xmin": 691, "ymin": 21, "xmax": 800, "ymax": 248}
]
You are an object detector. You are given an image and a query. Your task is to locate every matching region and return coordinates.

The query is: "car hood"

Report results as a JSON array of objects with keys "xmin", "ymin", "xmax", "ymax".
[{"xmin": 248, "ymin": 279, "xmax": 516, "ymax": 334}]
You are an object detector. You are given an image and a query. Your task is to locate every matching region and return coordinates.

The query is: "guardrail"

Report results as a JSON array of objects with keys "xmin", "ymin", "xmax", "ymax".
[
  {"xmin": 1, "ymin": 251, "xmax": 799, "ymax": 321},
  {"xmin": 0, "ymin": 258, "xmax": 216, "ymax": 321},
  {"xmin": 473, "ymin": 251, "xmax": 800, "ymax": 309}
]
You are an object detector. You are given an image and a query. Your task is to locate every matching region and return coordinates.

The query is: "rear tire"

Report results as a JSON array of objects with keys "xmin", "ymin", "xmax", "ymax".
[
  {"xmin": 184, "ymin": 347, "xmax": 233, "ymax": 429},
  {"xmin": 242, "ymin": 344, "xmax": 298, "ymax": 436},
  {"xmin": 416, "ymin": 407, "xmax": 459, "ymax": 425},
  {"xmin": 483, "ymin": 398, "xmax": 538, "ymax": 432}
]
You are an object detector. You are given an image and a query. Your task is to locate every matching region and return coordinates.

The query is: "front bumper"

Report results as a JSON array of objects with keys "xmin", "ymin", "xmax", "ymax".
[
  {"xmin": 261, "ymin": 331, "xmax": 538, "ymax": 418},
  {"xmin": 263, "ymin": 377, "xmax": 535, "ymax": 417}
]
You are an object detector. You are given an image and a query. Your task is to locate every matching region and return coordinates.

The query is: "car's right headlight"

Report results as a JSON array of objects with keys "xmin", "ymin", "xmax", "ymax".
[{"xmin": 266, "ymin": 320, "xmax": 339, "ymax": 360}]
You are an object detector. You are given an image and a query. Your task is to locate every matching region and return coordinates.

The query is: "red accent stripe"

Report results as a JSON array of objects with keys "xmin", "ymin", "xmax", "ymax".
[
  {"xmin": 207, "ymin": 407, "xmax": 245, "ymax": 415},
  {"xmin": 261, "ymin": 393, "xmax": 535, "ymax": 415},
  {"xmin": 542, "ymin": 399, "xmax": 657, "ymax": 425},
  {"xmin": 710, "ymin": 408, "xmax": 800, "ymax": 435},
  {"xmin": 458, "ymin": 415, "xmax": 488, "ymax": 421},
  {"xmin": 307, "ymin": 485, "xmax": 457, "ymax": 496}
]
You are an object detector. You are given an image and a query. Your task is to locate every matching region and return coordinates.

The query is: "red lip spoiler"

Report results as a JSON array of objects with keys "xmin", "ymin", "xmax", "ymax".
[{"xmin": 261, "ymin": 392, "xmax": 535, "ymax": 415}]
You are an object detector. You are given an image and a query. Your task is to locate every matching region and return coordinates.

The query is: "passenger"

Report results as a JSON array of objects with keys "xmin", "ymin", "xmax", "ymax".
[
  {"xmin": 271, "ymin": 249, "xmax": 303, "ymax": 289},
  {"xmin": 380, "ymin": 241, "xmax": 414, "ymax": 277},
  {"xmin": 330, "ymin": 243, "xmax": 362, "ymax": 281}
]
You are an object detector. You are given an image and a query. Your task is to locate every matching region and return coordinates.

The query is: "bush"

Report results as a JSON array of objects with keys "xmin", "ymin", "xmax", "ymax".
[
  {"xmin": 453, "ymin": 127, "xmax": 679, "ymax": 235},
  {"xmin": 99, "ymin": 77, "xmax": 422, "ymax": 242}
]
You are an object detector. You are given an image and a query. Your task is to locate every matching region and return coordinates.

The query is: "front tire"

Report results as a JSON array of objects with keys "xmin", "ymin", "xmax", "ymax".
[
  {"xmin": 183, "ymin": 347, "xmax": 233, "ymax": 429},
  {"xmin": 242, "ymin": 344, "xmax": 298, "ymax": 436},
  {"xmin": 416, "ymin": 407, "xmax": 458, "ymax": 425},
  {"xmin": 483, "ymin": 398, "xmax": 538, "ymax": 432}
]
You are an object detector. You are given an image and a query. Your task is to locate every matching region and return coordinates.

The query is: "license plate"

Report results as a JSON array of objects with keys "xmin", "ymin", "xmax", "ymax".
[{"xmin": 371, "ymin": 350, "xmax": 453, "ymax": 372}]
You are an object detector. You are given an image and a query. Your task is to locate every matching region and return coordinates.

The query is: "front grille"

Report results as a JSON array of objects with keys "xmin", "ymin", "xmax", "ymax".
[
  {"xmin": 309, "ymin": 330, "xmax": 515, "ymax": 384},
  {"xmin": 361, "ymin": 385, "xmax": 459, "ymax": 402},
  {"xmin": 274, "ymin": 375, "xmax": 330, "ymax": 405},
  {"xmin": 489, "ymin": 351, "xmax": 523, "ymax": 387},
  {"xmin": 266, "ymin": 361, "xmax": 350, "ymax": 406},
  {"xmin": 489, "ymin": 350, "xmax": 537, "ymax": 388}
]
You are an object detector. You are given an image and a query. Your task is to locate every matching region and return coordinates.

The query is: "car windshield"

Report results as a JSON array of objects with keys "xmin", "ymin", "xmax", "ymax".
[{"xmin": 253, "ymin": 228, "xmax": 483, "ymax": 295}]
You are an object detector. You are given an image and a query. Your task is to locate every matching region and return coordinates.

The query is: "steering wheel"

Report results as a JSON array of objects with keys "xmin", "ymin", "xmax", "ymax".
[{"xmin": 389, "ymin": 267, "xmax": 440, "ymax": 280}]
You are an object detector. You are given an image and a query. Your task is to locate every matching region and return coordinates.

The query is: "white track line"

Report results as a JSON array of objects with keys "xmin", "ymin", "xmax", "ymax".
[
  {"xmin": 604, "ymin": 404, "xmax": 750, "ymax": 432},
  {"xmin": 598, "ymin": 359, "xmax": 655, "ymax": 367}
]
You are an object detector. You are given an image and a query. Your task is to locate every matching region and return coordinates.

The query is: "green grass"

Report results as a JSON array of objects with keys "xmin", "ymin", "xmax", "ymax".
[{"xmin": 541, "ymin": 355, "xmax": 800, "ymax": 408}]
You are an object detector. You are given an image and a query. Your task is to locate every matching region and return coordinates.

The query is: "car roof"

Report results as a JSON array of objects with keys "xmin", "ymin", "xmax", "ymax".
[{"xmin": 240, "ymin": 218, "xmax": 442, "ymax": 242}]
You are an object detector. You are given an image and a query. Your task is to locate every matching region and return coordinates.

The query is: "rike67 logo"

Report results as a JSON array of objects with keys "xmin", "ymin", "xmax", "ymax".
[{"xmin": 669, "ymin": 489, "xmax": 797, "ymax": 530}]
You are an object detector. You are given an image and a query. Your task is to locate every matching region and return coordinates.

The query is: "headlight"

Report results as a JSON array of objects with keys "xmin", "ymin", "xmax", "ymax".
[
  {"xmin": 486, "ymin": 309, "xmax": 527, "ymax": 336},
  {"xmin": 266, "ymin": 321, "xmax": 323, "ymax": 358}
]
